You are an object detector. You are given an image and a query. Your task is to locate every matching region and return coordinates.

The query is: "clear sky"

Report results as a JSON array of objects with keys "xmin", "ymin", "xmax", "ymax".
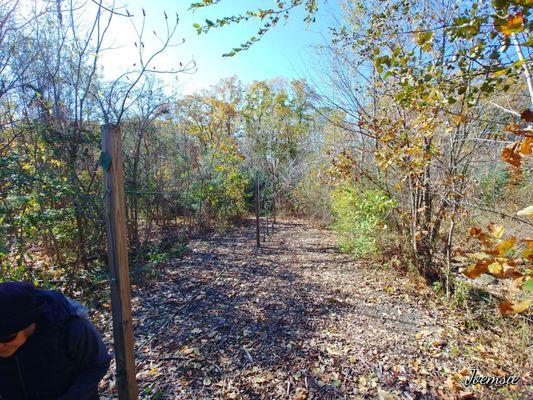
[{"xmin": 97, "ymin": 0, "xmax": 342, "ymax": 94}]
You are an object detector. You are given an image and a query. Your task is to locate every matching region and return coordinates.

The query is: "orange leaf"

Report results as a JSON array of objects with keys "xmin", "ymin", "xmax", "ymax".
[
  {"xmin": 469, "ymin": 226, "xmax": 490, "ymax": 245},
  {"xmin": 499, "ymin": 299, "xmax": 531, "ymax": 315},
  {"xmin": 496, "ymin": 13, "xmax": 524, "ymax": 36},
  {"xmin": 462, "ymin": 261, "xmax": 490, "ymax": 279},
  {"xmin": 519, "ymin": 137, "xmax": 532, "ymax": 155},
  {"xmin": 452, "ymin": 114, "xmax": 467, "ymax": 124},
  {"xmin": 501, "ymin": 142, "xmax": 521, "ymax": 167}
]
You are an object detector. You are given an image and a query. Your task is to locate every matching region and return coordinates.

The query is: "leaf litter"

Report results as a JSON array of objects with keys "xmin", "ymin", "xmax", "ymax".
[{"xmin": 98, "ymin": 219, "xmax": 531, "ymax": 399}]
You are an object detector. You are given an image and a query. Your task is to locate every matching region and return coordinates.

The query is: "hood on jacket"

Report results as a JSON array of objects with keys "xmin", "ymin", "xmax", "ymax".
[{"xmin": 34, "ymin": 290, "xmax": 80, "ymax": 330}]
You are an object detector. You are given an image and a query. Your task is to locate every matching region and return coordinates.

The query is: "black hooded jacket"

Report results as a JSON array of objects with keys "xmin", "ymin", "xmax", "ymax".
[{"xmin": 0, "ymin": 290, "xmax": 111, "ymax": 400}]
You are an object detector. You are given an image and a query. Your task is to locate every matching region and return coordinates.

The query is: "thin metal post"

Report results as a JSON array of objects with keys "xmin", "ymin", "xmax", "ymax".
[{"xmin": 255, "ymin": 172, "xmax": 260, "ymax": 247}]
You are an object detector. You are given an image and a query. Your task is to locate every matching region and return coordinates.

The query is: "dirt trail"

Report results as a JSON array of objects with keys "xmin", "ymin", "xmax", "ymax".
[{"xmin": 100, "ymin": 219, "xmax": 530, "ymax": 399}]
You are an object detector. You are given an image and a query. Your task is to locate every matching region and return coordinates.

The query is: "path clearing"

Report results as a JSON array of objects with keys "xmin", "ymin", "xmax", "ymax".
[{"xmin": 100, "ymin": 219, "xmax": 530, "ymax": 399}]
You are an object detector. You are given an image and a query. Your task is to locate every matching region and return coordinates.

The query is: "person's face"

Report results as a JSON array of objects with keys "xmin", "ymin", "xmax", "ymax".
[{"xmin": 0, "ymin": 327, "xmax": 31, "ymax": 358}]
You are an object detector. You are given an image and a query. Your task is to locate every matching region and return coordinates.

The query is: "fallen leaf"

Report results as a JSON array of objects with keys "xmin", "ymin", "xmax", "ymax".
[
  {"xmin": 378, "ymin": 387, "xmax": 397, "ymax": 400},
  {"xmin": 446, "ymin": 376, "xmax": 462, "ymax": 392}
]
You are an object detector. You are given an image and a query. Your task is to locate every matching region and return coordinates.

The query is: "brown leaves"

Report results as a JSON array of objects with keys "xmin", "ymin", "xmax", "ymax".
[
  {"xmin": 330, "ymin": 150, "xmax": 357, "ymax": 180},
  {"xmin": 501, "ymin": 142, "xmax": 523, "ymax": 167},
  {"xmin": 469, "ymin": 223, "xmax": 504, "ymax": 246},
  {"xmin": 460, "ymin": 259, "xmax": 522, "ymax": 280},
  {"xmin": 521, "ymin": 108, "xmax": 533, "ymax": 123},
  {"xmin": 503, "ymin": 122, "xmax": 533, "ymax": 137},
  {"xmin": 469, "ymin": 226, "xmax": 490, "ymax": 245},
  {"xmin": 500, "ymin": 121, "xmax": 532, "ymax": 168},
  {"xmin": 465, "ymin": 226, "xmax": 520, "ymax": 277},
  {"xmin": 498, "ymin": 299, "xmax": 531, "ymax": 315},
  {"xmin": 445, "ymin": 370, "xmax": 475, "ymax": 400},
  {"xmin": 465, "ymin": 224, "xmax": 532, "ymax": 315},
  {"xmin": 462, "ymin": 261, "xmax": 490, "ymax": 279}
]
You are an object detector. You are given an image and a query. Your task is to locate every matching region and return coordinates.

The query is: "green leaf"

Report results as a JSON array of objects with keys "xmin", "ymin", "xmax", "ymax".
[
  {"xmin": 189, "ymin": 2, "xmax": 205, "ymax": 9},
  {"xmin": 523, "ymin": 277, "xmax": 533, "ymax": 293},
  {"xmin": 99, "ymin": 151, "xmax": 112, "ymax": 171},
  {"xmin": 414, "ymin": 31, "xmax": 433, "ymax": 46}
]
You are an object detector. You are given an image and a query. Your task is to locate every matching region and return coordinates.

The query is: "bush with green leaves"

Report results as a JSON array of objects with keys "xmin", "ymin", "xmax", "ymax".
[{"xmin": 330, "ymin": 183, "xmax": 396, "ymax": 258}]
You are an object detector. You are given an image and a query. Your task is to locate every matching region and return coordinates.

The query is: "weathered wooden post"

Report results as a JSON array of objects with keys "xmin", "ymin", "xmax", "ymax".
[
  {"xmin": 101, "ymin": 124, "xmax": 139, "ymax": 400},
  {"xmin": 255, "ymin": 172, "xmax": 261, "ymax": 247}
]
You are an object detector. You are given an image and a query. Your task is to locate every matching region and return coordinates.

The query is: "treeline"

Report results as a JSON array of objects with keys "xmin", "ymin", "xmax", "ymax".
[{"xmin": 1, "ymin": 73, "xmax": 329, "ymax": 293}]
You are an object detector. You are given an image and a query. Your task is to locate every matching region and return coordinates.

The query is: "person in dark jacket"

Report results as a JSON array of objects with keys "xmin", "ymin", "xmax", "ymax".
[{"xmin": 0, "ymin": 282, "xmax": 111, "ymax": 400}]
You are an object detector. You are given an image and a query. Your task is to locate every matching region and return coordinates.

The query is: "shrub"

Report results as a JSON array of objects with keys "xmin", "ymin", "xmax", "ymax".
[{"xmin": 330, "ymin": 183, "xmax": 395, "ymax": 258}]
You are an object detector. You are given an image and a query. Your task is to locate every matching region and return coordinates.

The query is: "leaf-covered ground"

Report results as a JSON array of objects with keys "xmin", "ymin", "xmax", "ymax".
[{"xmin": 99, "ymin": 219, "xmax": 531, "ymax": 399}]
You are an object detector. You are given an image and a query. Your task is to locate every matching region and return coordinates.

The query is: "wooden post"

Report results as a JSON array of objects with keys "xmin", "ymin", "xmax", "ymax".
[
  {"xmin": 255, "ymin": 172, "xmax": 260, "ymax": 247},
  {"xmin": 102, "ymin": 124, "xmax": 139, "ymax": 400}
]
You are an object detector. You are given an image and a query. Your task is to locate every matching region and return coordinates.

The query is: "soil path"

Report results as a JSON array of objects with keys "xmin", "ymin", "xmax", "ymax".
[{"xmin": 100, "ymin": 219, "xmax": 529, "ymax": 399}]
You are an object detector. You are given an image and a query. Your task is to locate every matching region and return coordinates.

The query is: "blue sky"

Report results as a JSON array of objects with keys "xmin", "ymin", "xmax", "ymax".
[{"xmin": 98, "ymin": 0, "xmax": 342, "ymax": 93}]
